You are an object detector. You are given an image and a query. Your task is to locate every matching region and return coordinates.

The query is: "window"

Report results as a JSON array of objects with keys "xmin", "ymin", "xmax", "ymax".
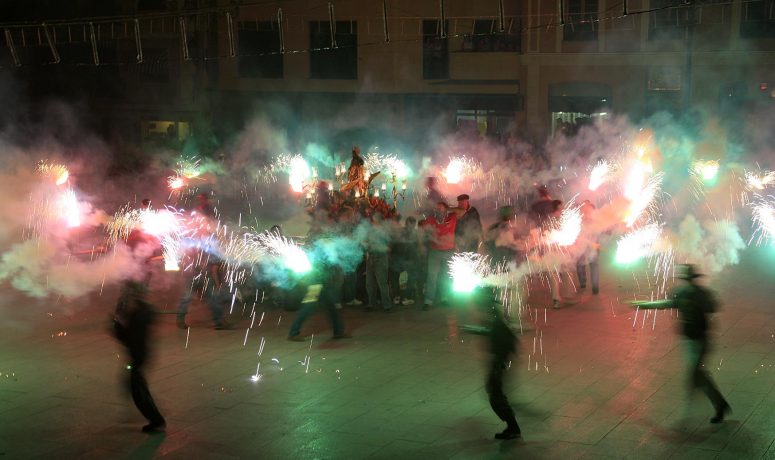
[
  {"xmin": 563, "ymin": 0, "xmax": 598, "ymax": 41},
  {"xmin": 461, "ymin": 19, "xmax": 521, "ymax": 52},
  {"xmin": 741, "ymin": 0, "xmax": 775, "ymax": 38},
  {"xmin": 309, "ymin": 21, "xmax": 357, "ymax": 79},
  {"xmin": 139, "ymin": 48, "xmax": 170, "ymax": 83},
  {"xmin": 423, "ymin": 20, "xmax": 449, "ymax": 79},
  {"xmin": 238, "ymin": 21, "xmax": 283, "ymax": 78},
  {"xmin": 648, "ymin": 0, "xmax": 688, "ymax": 40}
]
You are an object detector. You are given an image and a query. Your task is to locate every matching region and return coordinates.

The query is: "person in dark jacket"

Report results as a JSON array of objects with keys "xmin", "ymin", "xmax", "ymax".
[
  {"xmin": 113, "ymin": 280, "xmax": 166, "ymax": 433},
  {"xmin": 454, "ymin": 194, "xmax": 482, "ymax": 253},
  {"xmin": 630, "ymin": 264, "xmax": 730, "ymax": 423},
  {"xmin": 462, "ymin": 289, "xmax": 521, "ymax": 440}
]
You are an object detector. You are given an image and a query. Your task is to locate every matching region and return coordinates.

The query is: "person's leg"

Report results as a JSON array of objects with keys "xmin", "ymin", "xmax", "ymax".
[
  {"xmin": 550, "ymin": 271, "xmax": 561, "ymax": 308},
  {"xmin": 206, "ymin": 287, "xmax": 226, "ymax": 326},
  {"xmin": 177, "ymin": 276, "xmax": 194, "ymax": 326},
  {"xmin": 128, "ymin": 347, "xmax": 165, "ymax": 430},
  {"xmin": 691, "ymin": 339, "xmax": 729, "ymax": 419},
  {"xmin": 375, "ymin": 254, "xmax": 392, "ymax": 310},
  {"xmin": 365, "ymin": 255, "xmax": 378, "ymax": 308},
  {"xmin": 320, "ymin": 273, "xmax": 346, "ymax": 336},
  {"xmin": 438, "ymin": 250, "xmax": 454, "ymax": 304},
  {"xmin": 425, "ymin": 250, "xmax": 441, "ymax": 307},
  {"xmin": 288, "ymin": 300, "xmax": 315, "ymax": 337},
  {"xmin": 486, "ymin": 360, "xmax": 520, "ymax": 438},
  {"xmin": 589, "ymin": 259, "xmax": 599, "ymax": 294},
  {"xmin": 576, "ymin": 260, "xmax": 587, "ymax": 289}
]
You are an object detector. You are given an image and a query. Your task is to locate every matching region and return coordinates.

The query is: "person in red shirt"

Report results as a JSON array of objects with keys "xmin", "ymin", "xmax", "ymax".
[{"xmin": 420, "ymin": 202, "xmax": 457, "ymax": 310}]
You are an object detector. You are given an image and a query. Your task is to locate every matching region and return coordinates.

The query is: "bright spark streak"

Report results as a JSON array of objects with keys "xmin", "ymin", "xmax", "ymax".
[
  {"xmin": 288, "ymin": 155, "xmax": 310, "ymax": 193},
  {"xmin": 60, "ymin": 188, "xmax": 80, "ymax": 228},
  {"xmin": 449, "ymin": 252, "xmax": 490, "ymax": 293},
  {"xmin": 615, "ymin": 223, "xmax": 662, "ymax": 265},
  {"xmin": 692, "ymin": 159, "xmax": 720, "ymax": 182},
  {"xmin": 750, "ymin": 195, "xmax": 775, "ymax": 246},
  {"xmin": 175, "ymin": 157, "xmax": 202, "ymax": 179},
  {"xmin": 548, "ymin": 199, "xmax": 582, "ymax": 246},
  {"xmin": 253, "ymin": 232, "xmax": 312, "ymax": 274},
  {"xmin": 168, "ymin": 176, "xmax": 185, "ymax": 190},
  {"xmin": 623, "ymin": 157, "xmax": 653, "ymax": 201},
  {"xmin": 588, "ymin": 160, "xmax": 610, "ymax": 191},
  {"xmin": 745, "ymin": 170, "xmax": 775, "ymax": 191},
  {"xmin": 37, "ymin": 161, "xmax": 70, "ymax": 186},
  {"xmin": 443, "ymin": 156, "xmax": 475, "ymax": 184},
  {"xmin": 624, "ymin": 172, "xmax": 663, "ymax": 227}
]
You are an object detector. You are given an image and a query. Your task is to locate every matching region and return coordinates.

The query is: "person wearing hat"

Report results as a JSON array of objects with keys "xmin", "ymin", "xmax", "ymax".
[
  {"xmin": 112, "ymin": 280, "xmax": 166, "ymax": 433},
  {"xmin": 453, "ymin": 194, "xmax": 482, "ymax": 253},
  {"xmin": 630, "ymin": 264, "xmax": 730, "ymax": 424},
  {"xmin": 461, "ymin": 288, "xmax": 521, "ymax": 440}
]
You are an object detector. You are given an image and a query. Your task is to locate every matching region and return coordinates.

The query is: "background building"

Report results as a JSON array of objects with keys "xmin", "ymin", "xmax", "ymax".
[{"xmin": 1, "ymin": 0, "xmax": 774, "ymax": 150}]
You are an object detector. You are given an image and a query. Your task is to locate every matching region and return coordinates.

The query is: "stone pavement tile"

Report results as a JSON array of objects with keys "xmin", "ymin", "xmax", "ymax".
[
  {"xmin": 562, "ymin": 410, "xmax": 627, "ymax": 445},
  {"xmin": 667, "ymin": 446, "xmax": 720, "ymax": 459},
  {"xmin": 582, "ymin": 435, "xmax": 680, "ymax": 459},
  {"xmin": 260, "ymin": 433, "xmax": 381, "ymax": 459}
]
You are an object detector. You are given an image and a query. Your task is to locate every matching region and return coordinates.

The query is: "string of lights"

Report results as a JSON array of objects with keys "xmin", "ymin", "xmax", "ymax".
[{"xmin": 0, "ymin": 0, "xmax": 765, "ymax": 70}]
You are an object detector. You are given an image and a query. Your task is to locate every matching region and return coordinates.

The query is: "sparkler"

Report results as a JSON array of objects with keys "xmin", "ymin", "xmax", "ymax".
[
  {"xmin": 168, "ymin": 176, "xmax": 185, "ymax": 190},
  {"xmin": 624, "ymin": 172, "xmax": 663, "ymax": 227},
  {"xmin": 288, "ymin": 155, "xmax": 310, "ymax": 193},
  {"xmin": 59, "ymin": 188, "xmax": 81, "ymax": 228},
  {"xmin": 693, "ymin": 159, "xmax": 720, "ymax": 183},
  {"xmin": 548, "ymin": 198, "xmax": 582, "ymax": 247},
  {"xmin": 750, "ymin": 195, "xmax": 775, "ymax": 246},
  {"xmin": 443, "ymin": 156, "xmax": 478, "ymax": 184},
  {"xmin": 175, "ymin": 157, "xmax": 202, "ymax": 179},
  {"xmin": 449, "ymin": 252, "xmax": 490, "ymax": 293},
  {"xmin": 588, "ymin": 159, "xmax": 610, "ymax": 191},
  {"xmin": 745, "ymin": 170, "xmax": 775, "ymax": 191},
  {"xmin": 37, "ymin": 161, "xmax": 69, "ymax": 185},
  {"xmin": 623, "ymin": 155, "xmax": 652, "ymax": 201},
  {"xmin": 255, "ymin": 231, "xmax": 311, "ymax": 274},
  {"xmin": 615, "ymin": 223, "xmax": 662, "ymax": 265}
]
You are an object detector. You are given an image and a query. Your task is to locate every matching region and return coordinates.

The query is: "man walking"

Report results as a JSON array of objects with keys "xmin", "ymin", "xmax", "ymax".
[
  {"xmin": 630, "ymin": 264, "xmax": 731, "ymax": 423},
  {"xmin": 454, "ymin": 194, "xmax": 482, "ymax": 253}
]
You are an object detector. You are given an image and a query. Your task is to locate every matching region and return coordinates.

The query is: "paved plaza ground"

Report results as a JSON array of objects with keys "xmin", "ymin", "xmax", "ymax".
[{"xmin": 2, "ymin": 250, "xmax": 775, "ymax": 459}]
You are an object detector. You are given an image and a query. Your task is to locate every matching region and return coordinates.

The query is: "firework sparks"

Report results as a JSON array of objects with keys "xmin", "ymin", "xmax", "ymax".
[
  {"xmin": 615, "ymin": 223, "xmax": 662, "ymax": 265},
  {"xmin": 548, "ymin": 198, "xmax": 583, "ymax": 247},
  {"xmin": 750, "ymin": 195, "xmax": 775, "ymax": 246},
  {"xmin": 255, "ymin": 232, "xmax": 311, "ymax": 274},
  {"xmin": 693, "ymin": 159, "xmax": 720, "ymax": 183},
  {"xmin": 288, "ymin": 155, "xmax": 310, "ymax": 193},
  {"xmin": 168, "ymin": 176, "xmax": 186, "ymax": 190},
  {"xmin": 624, "ymin": 172, "xmax": 663, "ymax": 227},
  {"xmin": 176, "ymin": 157, "xmax": 202, "ymax": 179},
  {"xmin": 745, "ymin": 170, "xmax": 775, "ymax": 191},
  {"xmin": 623, "ymin": 156, "xmax": 653, "ymax": 201},
  {"xmin": 449, "ymin": 252, "xmax": 490, "ymax": 293},
  {"xmin": 588, "ymin": 160, "xmax": 611, "ymax": 191},
  {"xmin": 443, "ymin": 156, "xmax": 479, "ymax": 185},
  {"xmin": 37, "ymin": 161, "xmax": 70, "ymax": 185},
  {"xmin": 59, "ymin": 188, "xmax": 81, "ymax": 228},
  {"xmin": 363, "ymin": 152, "xmax": 409, "ymax": 179}
]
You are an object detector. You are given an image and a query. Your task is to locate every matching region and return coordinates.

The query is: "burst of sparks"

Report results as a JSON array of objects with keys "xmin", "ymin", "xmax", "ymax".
[
  {"xmin": 548, "ymin": 198, "xmax": 583, "ymax": 246},
  {"xmin": 623, "ymin": 157, "xmax": 653, "ymax": 201},
  {"xmin": 443, "ymin": 156, "xmax": 479, "ymax": 185},
  {"xmin": 162, "ymin": 235, "xmax": 181, "ymax": 271},
  {"xmin": 693, "ymin": 159, "xmax": 720, "ymax": 183},
  {"xmin": 750, "ymin": 195, "xmax": 775, "ymax": 246},
  {"xmin": 168, "ymin": 176, "xmax": 186, "ymax": 190},
  {"xmin": 37, "ymin": 161, "xmax": 70, "ymax": 185},
  {"xmin": 175, "ymin": 157, "xmax": 202, "ymax": 179},
  {"xmin": 615, "ymin": 223, "xmax": 662, "ymax": 265},
  {"xmin": 624, "ymin": 172, "xmax": 663, "ymax": 227},
  {"xmin": 363, "ymin": 152, "xmax": 409, "ymax": 179},
  {"xmin": 255, "ymin": 232, "xmax": 311, "ymax": 274},
  {"xmin": 449, "ymin": 252, "xmax": 490, "ymax": 293},
  {"xmin": 588, "ymin": 160, "xmax": 610, "ymax": 191},
  {"xmin": 288, "ymin": 155, "xmax": 310, "ymax": 193},
  {"xmin": 745, "ymin": 170, "xmax": 775, "ymax": 191},
  {"xmin": 59, "ymin": 188, "xmax": 81, "ymax": 228}
]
